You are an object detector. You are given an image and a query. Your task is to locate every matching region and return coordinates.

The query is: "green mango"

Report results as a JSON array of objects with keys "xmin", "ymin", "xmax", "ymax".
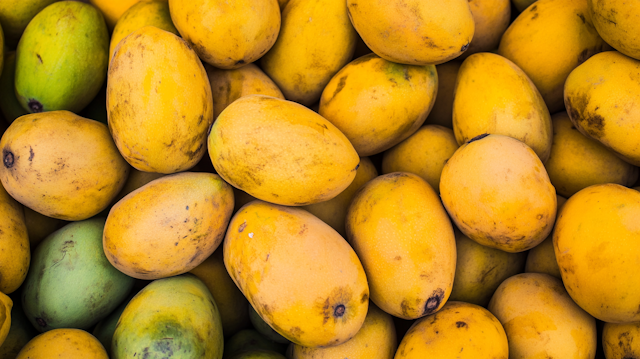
[
  {"xmin": 0, "ymin": 293, "xmax": 38, "ymax": 358},
  {"xmin": 15, "ymin": 1, "xmax": 108, "ymax": 113},
  {"xmin": 93, "ymin": 295, "xmax": 133, "ymax": 356},
  {"xmin": 0, "ymin": 52, "xmax": 28, "ymax": 123},
  {"xmin": 112, "ymin": 274, "xmax": 224, "ymax": 359},
  {"xmin": 0, "ymin": 0, "xmax": 59, "ymax": 49},
  {"xmin": 224, "ymin": 330, "xmax": 287, "ymax": 359},
  {"xmin": 21, "ymin": 217, "xmax": 135, "ymax": 333}
]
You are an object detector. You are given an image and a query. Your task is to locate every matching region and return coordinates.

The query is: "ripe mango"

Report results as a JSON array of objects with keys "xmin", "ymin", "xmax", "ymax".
[
  {"xmin": 462, "ymin": 0, "xmax": 510, "ymax": 58},
  {"xmin": 0, "ymin": 0, "xmax": 58, "ymax": 49},
  {"xmin": 589, "ymin": 0, "xmax": 640, "ymax": 60},
  {"xmin": 424, "ymin": 61, "xmax": 461, "ymax": 128},
  {"xmin": 524, "ymin": 195, "xmax": 567, "ymax": 279},
  {"xmin": 89, "ymin": 0, "xmax": 140, "ymax": 29},
  {"xmin": 0, "ymin": 291, "xmax": 11, "ymax": 346},
  {"xmin": 249, "ymin": 305, "xmax": 288, "ymax": 344},
  {"xmin": 16, "ymin": 329, "xmax": 108, "ymax": 359},
  {"xmin": 0, "ymin": 293, "xmax": 38, "ymax": 358},
  {"xmin": 0, "ymin": 182, "xmax": 29, "ymax": 294},
  {"xmin": 602, "ymin": 321, "xmax": 640, "ymax": 359}
]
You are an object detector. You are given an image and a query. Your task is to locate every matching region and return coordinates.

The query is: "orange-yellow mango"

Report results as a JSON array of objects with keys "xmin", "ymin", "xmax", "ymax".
[
  {"xmin": 0, "ymin": 182, "xmax": 29, "ymax": 294},
  {"xmin": 16, "ymin": 328, "xmax": 108, "ymax": 359}
]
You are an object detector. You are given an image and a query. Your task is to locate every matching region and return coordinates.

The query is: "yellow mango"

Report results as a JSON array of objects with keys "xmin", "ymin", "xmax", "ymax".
[
  {"xmin": 224, "ymin": 201, "xmax": 369, "ymax": 348},
  {"xmin": 107, "ymin": 26, "xmax": 213, "ymax": 174},
  {"xmin": 0, "ymin": 292, "xmax": 12, "ymax": 346},
  {"xmin": 16, "ymin": 328, "xmax": 108, "ymax": 359},
  {"xmin": 564, "ymin": 51, "xmax": 640, "ymax": 166},
  {"xmin": 208, "ymin": 95, "xmax": 359, "ymax": 206},
  {"xmin": 260, "ymin": 0, "xmax": 357, "ymax": 106},
  {"xmin": 0, "ymin": 182, "xmax": 29, "ymax": 294},
  {"xmin": 319, "ymin": 54, "xmax": 438, "ymax": 156},
  {"xmin": 544, "ymin": 112, "xmax": 638, "ymax": 197},
  {"xmin": 169, "ymin": 0, "xmax": 280, "ymax": 69},
  {"xmin": 303, "ymin": 157, "xmax": 377, "ymax": 238},
  {"xmin": 291, "ymin": 304, "xmax": 396, "ymax": 359},
  {"xmin": 395, "ymin": 301, "xmax": 508, "ymax": 359},
  {"xmin": 462, "ymin": 0, "xmax": 510, "ymax": 58},
  {"xmin": 346, "ymin": 172, "xmax": 456, "ymax": 319},
  {"xmin": 382, "ymin": 125, "xmax": 459, "ymax": 194},
  {"xmin": 603, "ymin": 321, "xmax": 640, "ymax": 359},
  {"xmin": 498, "ymin": 0, "xmax": 607, "ymax": 113},
  {"xmin": 346, "ymin": 0, "xmax": 474, "ymax": 65},
  {"xmin": 103, "ymin": 172, "xmax": 234, "ymax": 280},
  {"xmin": 488, "ymin": 273, "xmax": 597, "ymax": 358},
  {"xmin": 0, "ymin": 111, "xmax": 129, "ymax": 221},
  {"xmin": 207, "ymin": 64, "xmax": 285, "ymax": 120},
  {"xmin": 453, "ymin": 52, "xmax": 552, "ymax": 162},
  {"xmin": 90, "ymin": 0, "xmax": 141, "ymax": 29},
  {"xmin": 589, "ymin": 0, "xmax": 640, "ymax": 60},
  {"xmin": 524, "ymin": 195, "xmax": 567, "ymax": 279},
  {"xmin": 424, "ymin": 61, "xmax": 461, "ymax": 128},
  {"xmin": 440, "ymin": 134, "xmax": 557, "ymax": 253},
  {"xmin": 554, "ymin": 184, "xmax": 640, "ymax": 323}
]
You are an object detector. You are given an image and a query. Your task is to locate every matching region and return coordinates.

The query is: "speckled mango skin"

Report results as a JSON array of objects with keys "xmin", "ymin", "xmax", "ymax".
[
  {"xmin": 0, "ymin": 292, "xmax": 12, "ymax": 346},
  {"xmin": 602, "ymin": 321, "xmax": 640, "ymax": 359},
  {"xmin": 208, "ymin": 95, "xmax": 359, "ymax": 206},
  {"xmin": 0, "ymin": 182, "xmax": 29, "ymax": 294},
  {"xmin": 103, "ymin": 172, "xmax": 234, "ymax": 280},
  {"xmin": 553, "ymin": 184, "xmax": 640, "ymax": 323},
  {"xmin": 224, "ymin": 201, "xmax": 369, "ymax": 348},
  {"xmin": 453, "ymin": 52, "xmax": 552, "ymax": 162},
  {"xmin": 16, "ymin": 328, "xmax": 109, "ymax": 359},
  {"xmin": 346, "ymin": 0, "xmax": 474, "ymax": 65},
  {"xmin": 169, "ymin": 0, "xmax": 280, "ymax": 69},
  {"xmin": 107, "ymin": 26, "xmax": 213, "ymax": 174},
  {"xmin": 488, "ymin": 273, "xmax": 597, "ymax": 359},
  {"xmin": 111, "ymin": 274, "xmax": 223, "ymax": 359},
  {"xmin": 588, "ymin": 0, "xmax": 640, "ymax": 60},
  {"xmin": 0, "ymin": 111, "xmax": 130, "ymax": 221},
  {"xmin": 439, "ymin": 134, "xmax": 557, "ymax": 253},
  {"xmin": 564, "ymin": 51, "xmax": 640, "ymax": 166},
  {"xmin": 395, "ymin": 301, "xmax": 508, "ymax": 359},
  {"xmin": 346, "ymin": 172, "xmax": 456, "ymax": 320}
]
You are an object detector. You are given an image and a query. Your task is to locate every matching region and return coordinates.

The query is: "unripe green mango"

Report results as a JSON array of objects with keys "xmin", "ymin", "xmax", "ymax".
[{"xmin": 0, "ymin": 0, "xmax": 59, "ymax": 49}]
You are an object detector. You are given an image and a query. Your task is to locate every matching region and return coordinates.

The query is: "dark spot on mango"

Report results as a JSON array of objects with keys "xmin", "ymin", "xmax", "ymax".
[
  {"xmin": 424, "ymin": 288, "xmax": 444, "ymax": 315},
  {"xmin": 235, "ymin": 59, "xmax": 246, "ymax": 65},
  {"xmin": 530, "ymin": 5, "xmax": 537, "ymax": 11},
  {"xmin": 577, "ymin": 13, "xmax": 586, "ymax": 23},
  {"xmin": 238, "ymin": 222, "xmax": 247, "ymax": 232},
  {"xmin": 329, "ymin": 75, "xmax": 348, "ymax": 102},
  {"xmin": 35, "ymin": 317, "xmax": 47, "ymax": 327},
  {"xmin": 28, "ymin": 99, "xmax": 43, "ymax": 113},
  {"xmin": 3, "ymin": 150, "xmax": 14, "ymax": 168},
  {"xmin": 468, "ymin": 133, "xmax": 489, "ymax": 143},
  {"xmin": 29, "ymin": 147, "xmax": 34, "ymax": 161},
  {"xmin": 360, "ymin": 292, "xmax": 368, "ymax": 303},
  {"xmin": 334, "ymin": 304, "xmax": 346, "ymax": 317},
  {"xmin": 531, "ymin": 13, "xmax": 539, "ymax": 20},
  {"xmin": 36, "ymin": 54, "xmax": 43, "ymax": 63},
  {"xmin": 460, "ymin": 42, "xmax": 470, "ymax": 52},
  {"xmin": 456, "ymin": 321, "xmax": 467, "ymax": 328}
]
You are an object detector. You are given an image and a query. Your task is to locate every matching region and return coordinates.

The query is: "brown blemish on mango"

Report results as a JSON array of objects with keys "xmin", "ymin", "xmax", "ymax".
[
  {"xmin": 3, "ymin": 149, "xmax": 14, "ymax": 168},
  {"xmin": 424, "ymin": 288, "xmax": 445, "ymax": 315},
  {"xmin": 565, "ymin": 92, "xmax": 605, "ymax": 139}
]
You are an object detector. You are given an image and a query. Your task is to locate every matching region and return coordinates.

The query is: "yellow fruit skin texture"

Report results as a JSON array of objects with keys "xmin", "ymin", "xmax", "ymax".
[
  {"xmin": 0, "ymin": 292, "xmax": 12, "ymax": 346},
  {"xmin": 488, "ymin": 273, "xmax": 597, "ymax": 359},
  {"xmin": 103, "ymin": 172, "xmax": 234, "ymax": 280},
  {"xmin": 0, "ymin": 111, "xmax": 129, "ymax": 221},
  {"xmin": 346, "ymin": 0, "xmax": 474, "ymax": 65},
  {"xmin": 524, "ymin": 195, "xmax": 567, "ymax": 279},
  {"xmin": 564, "ymin": 51, "xmax": 640, "ymax": 166},
  {"xmin": 425, "ymin": 61, "xmax": 461, "ymax": 128},
  {"xmin": 16, "ymin": 328, "xmax": 108, "ymax": 359},
  {"xmin": 90, "ymin": 0, "xmax": 141, "ymax": 29},
  {"xmin": 0, "ymin": 183, "xmax": 29, "ymax": 294},
  {"xmin": 169, "ymin": 0, "xmax": 280, "ymax": 69},
  {"xmin": 189, "ymin": 248, "xmax": 250, "ymax": 338},
  {"xmin": 208, "ymin": 95, "xmax": 359, "ymax": 206},
  {"xmin": 0, "ymin": 0, "xmax": 58, "ymax": 49},
  {"xmin": 108, "ymin": 0, "xmax": 178, "ymax": 61},
  {"xmin": 319, "ymin": 54, "xmax": 438, "ymax": 157},
  {"xmin": 207, "ymin": 63, "xmax": 285, "ymax": 120},
  {"xmin": 224, "ymin": 201, "xmax": 369, "ymax": 348},
  {"xmin": 449, "ymin": 229, "xmax": 527, "ymax": 307},
  {"xmin": 382, "ymin": 125, "xmax": 459, "ymax": 194},
  {"xmin": 603, "ymin": 321, "xmax": 640, "ymax": 359},
  {"xmin": 260, "ymin": 0, "xmax": 356, "ymax": 106},
  {"xmin": 453, "ymin": 52, "xmax": 552, "ymax": 162},
  {"xmin": 303, "ymin": 157, "xmax": 377, "ymax": 238},
  {"xmin": 461, "ymin": 0, "xmax": 510, "ymax": 58},
  {"xmin": 395, "ymin": 301, "xmax": 508, "ymax": 359},
  {"xmin": 544, "ymin": 112, "xmax": 638, "ymax": 197},
  {"xmin": 553, "ymin": 184, "xmax": 640, "ymax": 323},
  {"xmin": 111, "ymin": 275, "xmax": 223, "ymax": 359},
  {"xmin": 291, "ymin": 304, "xmax": 396, "ymax": 359},
  {"xmin": 440, "ymin": 134, "xmax": 557, "ymax": 253},
  {"xmin": 107, "ymin": 26, "xmax": 213, "ymax": 174},
  {"xmin": 589, "ymin": 0, "xmax": 640, "ymax": 60},
  {"xmin": 498, "ymin": 0, "xmax": 606, "ymax": 113},
  {"xmin": 346, "ymin": 172, "xmax": 456, "ymax": 319}
]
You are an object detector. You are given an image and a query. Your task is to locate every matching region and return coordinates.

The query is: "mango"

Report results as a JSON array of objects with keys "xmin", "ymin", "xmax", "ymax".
[
  {"xmin": 0, "ymin": 52, "xmax": 27, "ymax": 123},
  {"xmin": 346, "ymin": 0, "xmax": 474, "ymax": 65},
  {"xmin": 346, "ymin": 172, "xmax": 456, "ymax": 319},
  {"xmin": 249, "ymin": 305, "xmax": 288, "ymax": 344},
  {"xmin": 107, "ymin": 26, "xmax": 213, "ymax": 173},
  {"xmin": 488, "ymin": 273, "xmax": 597, "ymax": 358},
  {"xmin": 0, "ymin": 293, "xmax": 38, "ymax": 358},
  {"xmin": 224, "ymin": 201, "xmax": 369, "ymax": 348},
  {"xmin": 90, "ymin": 0, "xmax": 140, "ymax": 29},
  {"xmin": 0, "ymin": 0, "xmax": 58, "ymax": 49},
  {"xmin": 602, "ymin": 321, "xmax": 640, "ymax": 359},
  {"xmin": 0, "ymin": 182, "xmax": 29, "ymax": 294},
  {"xmin": 104, "ymin": 172, "xmax": 234, "ymax": 280},
  {"xmin": 319, "ymin": 54, "xmax": 438, "ymax": 156},
  {"xmin": 260, "ymin": 0, "xmax": 357, "ymax": 106},
  {"xmin": 424, "ymin": 61, "xmax": 461, "ymax": 128},
  {"xmin": 554, "ymin": 184, "xmax": 640, "ymax": 323},
  {"xmin": 0, "ymin": 111, "xmax": 130, "ymax": 221},
  {"xmin": 0, "ymin": 291, "xmax": 11, "ymax": 346},
  {"xmin": 224, "ymin": 330, "xmax": 287, "ymax": 359},
  {"xmin": 589, "ymin": 0, "xmax": 640, "ymax": 60},
  {"xmin": 524, "ymin": 195, "xmax": 567, "ymax": 279},
  {"xmin": 16, "ymin": 329, "xmax": 108, "ymax": 359},
  {"xmin": 462, "ymin": 0, "xmax": 510, "ymax": 58},
  {"xmin": 440, "ymin": 134, "xmax": 557, "ymax": 253},
  {"xmin": 15, "ymin": 1, "xmax": 109, "ymax": 113}
]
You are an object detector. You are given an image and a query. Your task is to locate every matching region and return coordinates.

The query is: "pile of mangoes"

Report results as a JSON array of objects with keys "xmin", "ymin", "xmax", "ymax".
[{"xmin": 0, "ymin": 0, "xmax": 639, "ymax": 358}]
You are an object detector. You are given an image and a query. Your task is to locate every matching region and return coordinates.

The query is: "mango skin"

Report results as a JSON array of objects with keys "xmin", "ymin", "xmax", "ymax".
[
  {"xmin": 346, "ymin": 0, "xmax": 474, "ymax": 65},
  {"xmin": 107, "ymin": 26, "xmax": 214, "ymax": 174},
  {"xmin": 564, "ymin": 51, "xmax": 640, "ymax": 166},
  {"xmin": 260, "ymin": 0, "xmax": 357, "ymax": 106},
  {"xmin": 440, "ymin": 134, "xmax": 557, "ymax": 253},
  {"xmin": 0, "ymin": 292, "xmax": 11, "ymax": 346},
  {"xmin": 16, "ymin": 329, "xmax": 109, "ymax": 359},
  {"xmin": 424, "ymin": 61, "xmax": 461, "ymax": 129},
  {"xmin": 249, "ymin": 305, "xmax": 288, "ymax": 344},
  {"xmin": 90, "ymin": 0, "xmax": 141, "ymax": 29},
  {"xmin": 488, "ymin": 273, "xmax": 597, "ymax": 359},
  {"xmin": 0, "ymin": 52, "xmax": 28, "ymax": 123},
  {"xmin": 319, "ymin": 54, "xmax": 438, "ymax": 156},
  {"xmin": 589, "ymin": 0, "xmax": 640, "ymax": 60},
  {"xmin": 395, "ymin": 301, "xmax": 508, "ymax": 359},
  {"xmin": 170, "ymin": 0, "xmax": 280, "ymax": 69},
  {"xmin": 0, "ymin": 293, "xmax": 38, "ymax": 358},
  {"xmin": 0, "ymin": 111, "xmax": 130, "ymax": 221},
  {"xmin": 104, "ymin": 172, "xmax": 234, "ymax": 280},
  {"xmin": 224, "ymin": 201, "xmax": 369, "ymax": 348},
  {"xmin": 92, "ymin": 296, "xmax": 131, "ymax": 357},
  {"xmin": 524, "ymin": 195, "xmax": 567, "ymax": 279},
  {"xmin": 0, "ymin": 182, "xmax": 29, "ymax": 294},
  {"xmin": 0, "ymin": 0, "xmax": 58, "ymax": 49},
  {"xmin": 553, "ymin": 184, "xmax": 640, "ymax": 323},
  {"xmin": 602, "ymin": 321, "xmax": 640, "ymax": 359},
  {"xmin": 462, "ymin": 0, "xmax": 510, "ymax": 58},
  {"xmin": 15, "ymin": 1, "xmax": 109, "ymax": 113},
  {"xmin": 208, "ymin": 95, "xmax": 359, "ymax": 206},
  {"xmin": 224, "ymin": 330, "xmax": 287, "ymax": 359},
  {"xmin": 346, "ymin": 172, "xmax": 456, "ymax": 319}
]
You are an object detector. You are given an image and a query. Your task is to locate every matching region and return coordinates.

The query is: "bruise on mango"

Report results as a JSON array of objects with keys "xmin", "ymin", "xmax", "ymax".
[{"xmin": 565, "ymin": 90, "xmax": 605, "ymax": 140}]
